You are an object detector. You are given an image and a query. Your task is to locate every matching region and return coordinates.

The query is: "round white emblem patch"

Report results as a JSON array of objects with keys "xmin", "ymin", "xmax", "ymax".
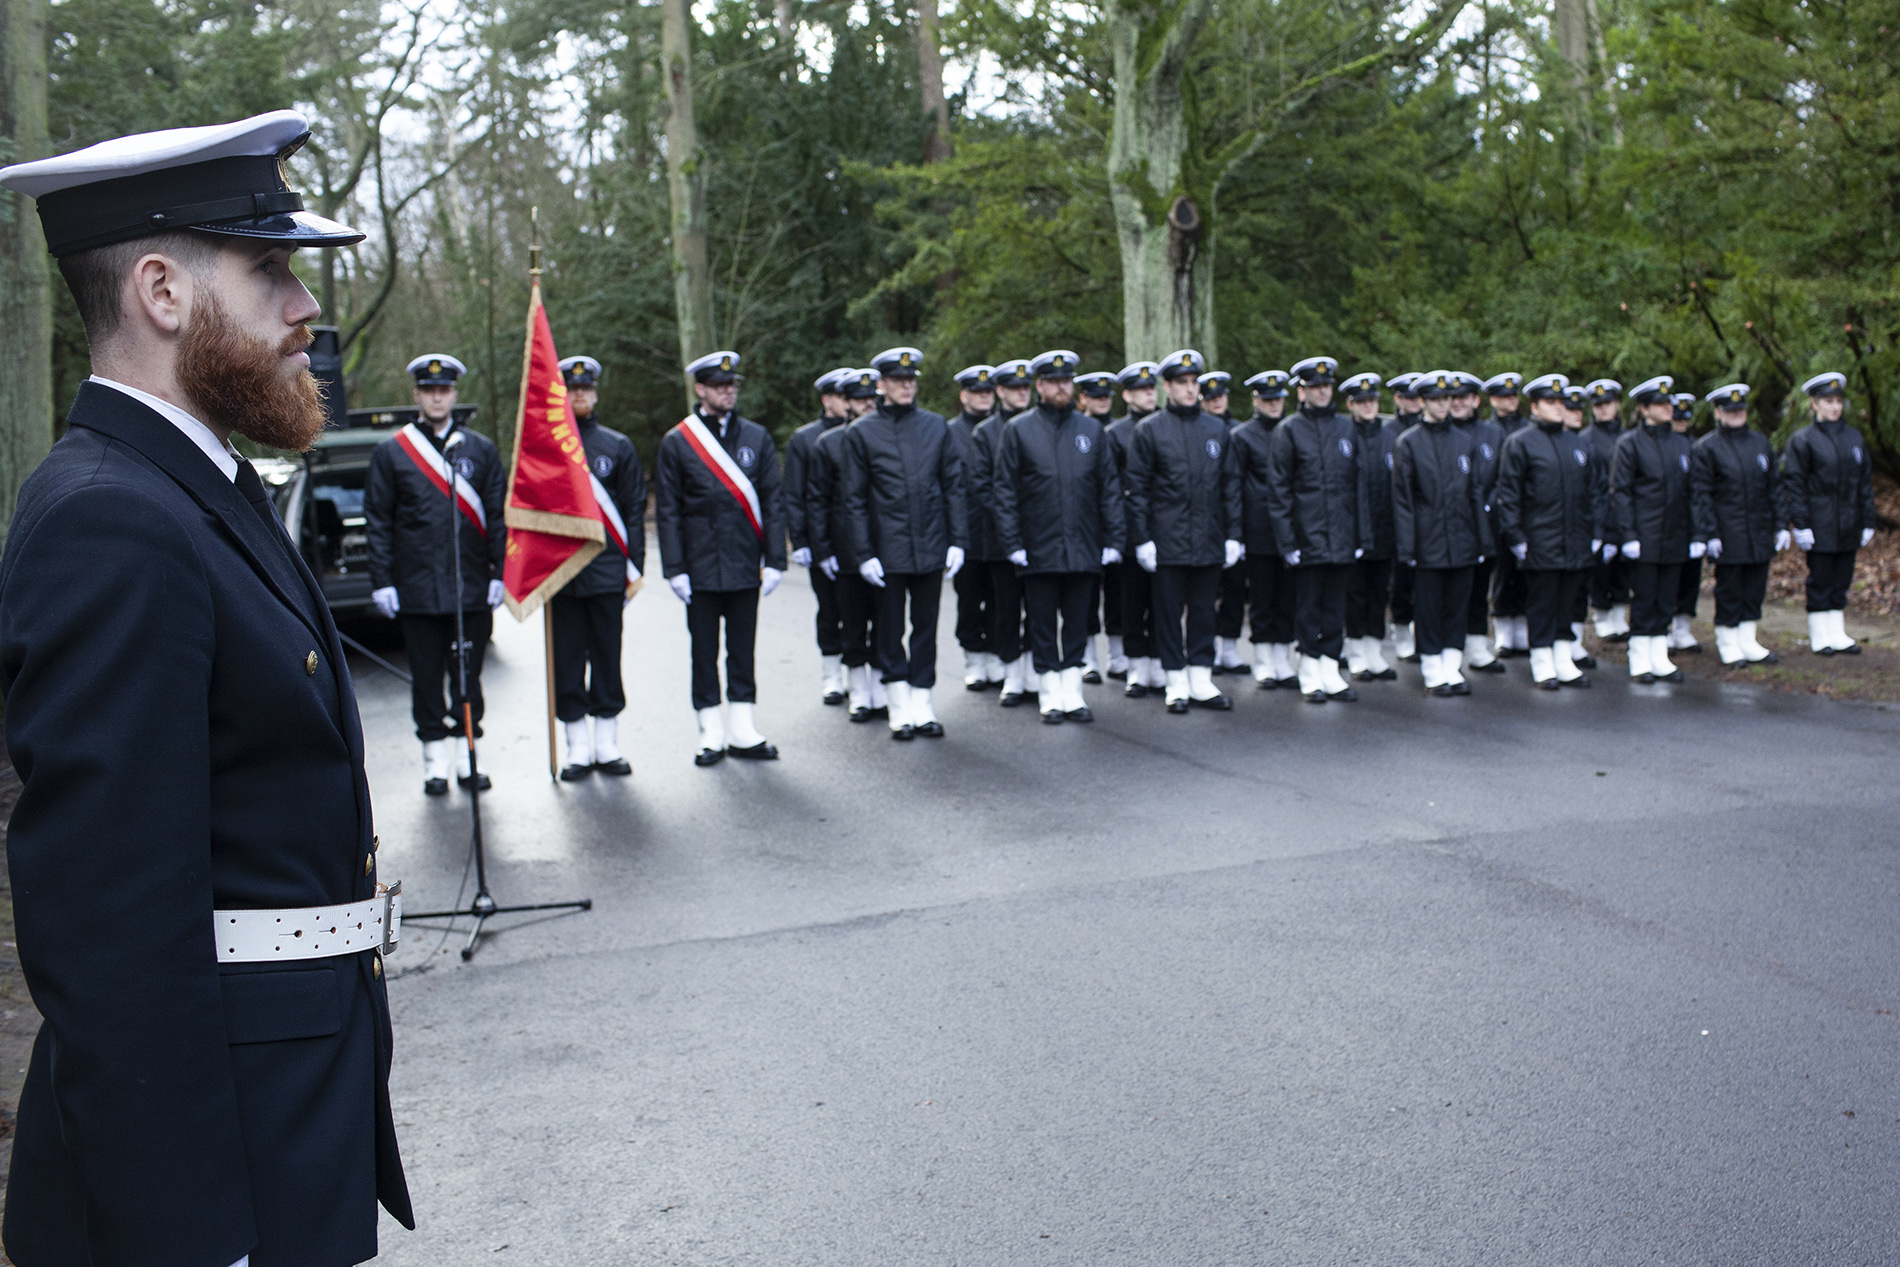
[
  {"xmin": 1679, "ymin": 454, "xmax": 1690, "ymax": 471},
  {"xmin": 1075, "ymin": 434, "xmax": 1092, "ymax": 454},
  {"xmin": 738, "ymin": 446, "xmax": 756, "ymax": 467},
  {"xmin": 1756, "ymin": 453, "xmax": 1769, "ymax": 472},
  {"xmin": 1205, "ymin": 439, "xmax": 1221, "ymax": 459},
  {"xmin": 1338, "ymin": 438, "xmax": 1354, "ymax": 458},
  {"xmin": 454, "ymin": 457, "xmax": 475, "ymax": 479},
  {"xmin": 1481, "ymin": 443, "xmax": 1495, "ymax": 461},
  {"xmin": 1457, "ymin": 454, "xmax": 1471, "ymax": 473},
  {"xmin": 592, "ymin": 454, "xmax": 614, "ymax": 478},
  {"xmin": 1574, "ymin": 449, "xmax": 1587, "ymax": 466}
]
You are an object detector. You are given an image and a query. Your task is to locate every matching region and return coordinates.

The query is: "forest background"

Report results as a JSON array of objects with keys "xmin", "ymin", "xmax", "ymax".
[{"xmin": 0, "ymin": 0, "xmax": 1895, "ymax": 539}]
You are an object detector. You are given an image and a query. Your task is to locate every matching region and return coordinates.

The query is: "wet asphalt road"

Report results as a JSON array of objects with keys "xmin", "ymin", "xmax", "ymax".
[{"xmin": 360, "ymin": 556, "xmax": 1900, "ymax": 1266}]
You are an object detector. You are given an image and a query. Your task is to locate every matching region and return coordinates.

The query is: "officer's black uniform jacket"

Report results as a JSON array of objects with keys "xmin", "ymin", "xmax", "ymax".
[
  {"xmin": 1495, "ymin": 420, "xmax": 1607, "ymax": 571},
  {"xmin": 656, "ymin": 408, "xmax": 786, "ymax": 590},
  {"xmin": 1611, "ymin": 422, "xmax": 1695, "ymax": 564},
  {"xmin": 841, "ymin": 402, "xmax": 967, "ymax": 573},
  {"xmin": 364, "ymin": 420, "xmax": 507, "ymax": 614},
  {"xmin": 1393, "ymin": 417, "xmax": 1495, "ymax": 568},
  {"xmin": 1691, "ymin": 425, "xmax": 1782, "ymax": 566},
  {"xmin": 0, "ymin": 384, "xmax": 412, "ymax": 1267},
  {"xmin": 1232, "ymin": 414, "xmax": 1283, "ymax": 557},
  {"xmin": 1125, "ymin": 402, "xmax": 1242, "ymax": 567},
  {"xmin": 992, "ymin": 403, "xmax": 1124, "ymax": 574},
  {"xmin": 1581, "ymin": 416, "xmax": 1623, "ymax": 474},
  {"xmin": 804, "ymin": 419, "xmax": 857, "ymax": 568},
  {"xmin": 784, "ymin": 414, "xmax": 842, "ymax": 556},
  {"xmin": 947, "ymin": 410, "xmax": 993, "ymax": 560},
  {"xmin": 1264, "ymin": 404, "xmax": 1369, "ymax": 567},
  {"xmin": 1353, "ymin": 415, "xmax": 1398, "ymax": 560},
  {"xmin": 1781, "ymin": 418, "xmax": 1876, "ymax": 552},
  {"xmin": 560, "ymin": 416, "xmax": 646, "ymax": 597}
]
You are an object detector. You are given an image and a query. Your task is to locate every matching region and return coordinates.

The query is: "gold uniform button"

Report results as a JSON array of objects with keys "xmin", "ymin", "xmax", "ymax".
[
  {"xmin": 373, "ymin": 956, "xmax": 383, "ymax": 978},
  {"xmin": 305, "ymin": 650, "xmax": 319, "ymax": 675},
  {"xmin": 365, "ymin": 853, "xmax": 374, "ymax": 875}
]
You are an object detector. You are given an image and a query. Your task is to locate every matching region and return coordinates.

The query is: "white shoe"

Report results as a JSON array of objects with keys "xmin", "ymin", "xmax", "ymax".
[
  {"xmin": 886, "ymin": 680, "xmax": 914, "ymax": 731},
  {"xmin": 1344, "ymin": 637, "xmax": 1369, "ymax": 676},
  {"xmin": 1061, "ymin": 665, "xmax": 1088, "ymax": 714},
  {"xmin": 1628, "ymin": 635, "xmax": 1652, "ymax": 678},
  {"xmin": 1364, "ymin": 636, "xmax": 1392, "ymax": 676},
  {"xmin": 1443, "ymin": 647, "xmax": 1466, "ymax": 685},
  {"xmin": 1215, "ymin": 637, "xmax": 1240, "ymax": 670},
  {"xmin": 1146, "ymin": 657, "xmax": 1169, "ymax": 688},
  {"xmin": 1186, "ymin": 664, "xmax": 1223, "ymax": 701},
  {"xmin": 868, "ymin": 674, "xmax": 889, "ymax": 710},
  {"xmin": 1253, "ymin": 657, "xmax": 1273, "ymax": 683},
  {"xmin": 1569, "ymin": 623, "xmax": 1588, "ymax": 659},
  {"xmin": 1106, "ymin": 635, "xmax": 1129, "ymax": 675},
  {"xmin": 593, "ymin": 716, "xmax": 624, "ymax": 765},
  {"xmin": 1163, "ymin": 669, "xmax": 1189, "ymax": 705},
  {"xmin": 1807, "ymin": 611, "xmax": 1830, "ymax": 653},
  {"xmin": 1613, "ymin": 604, "xmax": 1631, "ymax": 635},
  {"xmin": 1513, "ymin": 615, "xmax": 1532, "ymax": 650},
  {"xmin": 847, "ymin": 664, "xmax": 870, "ymax": 713},
  {"xmin": 1393, "ymin": 622, "xmax": 1416, "ymax": 660},
  {"xmin": 728, "ymin": 700, "xmax": 770, "ymax": 748},
  {"xmin": 563, "ymin": 719, "xmax": 593, "ymax": 769},
  {"xmin": 1464, "ymin": 633, "xmax": 1498, "ymax": 667},
  {"xmin": 911, "ymin": 687, "xmax": 938, "ymax": 728},
  {"xmin": 821, "ymin": 653, "xmax": 845, "ymax": 700},
  {"xmin": 455, "ymin": 742, "xmax": 479, "ymax": 781},
  {"xmin": 1831, "ymin": 609, "xmax": 1858, "ymax": 652},
  {"xmin": 1001, "ymin": 656, "xmax": 1025, "ymax": 696},
  {"xmin": 422, "ymin": 739, "xmax": 451, "ymax": 785},
  {"xmin": 1318, "ymin": 655, "xmax": 1352, "ymax": 696},
  {"xmin": 1529, "ymin": 646, "xmax": 1556, "ymax": 685},
  {"xmin": 1296, "ymin": 655, "xmax": 1323, "ymax": 697},
  {"xmin": 1084, "ymin": 637, "xmax": 1103, "ymax": 678},
  {"xmin": 1552, "ymin": 641, "xmax": 1583, "ymax": 681},
  {"xmin": 964, "ymin": 650, "xmax": 986, "ymax": 688},
  {"xmin": 1271, "ymin": 643, "xmax": 1295, "ymax": 681},
  {"xmin": 1649, "ymin": 635, "xmax": 1679, "ymax": 678},
  {"xmin": 984, "ymin": 653, "xmax": 1006, "ymax": 684},
  {"xmin": 1038, "ymin": 670, "xmax": 1064, "ymax": 718},
  {"xmin": 1593, "ymin": 608, "xmax": 1618, "ymax": 638},
  {"xmin": 1738, "ymin": 621, "xmax": 1775, "ymax": 662},
  {"xmin": 696, "ymin": 706, "xmax": 726, "ymax": 758},
  {"xmin": 1419, "ymin": 651, "xmax": 1444, "ymax": 690},
  {"xmin": 1667, "ymin": 613, "xmax": 1694, "ymax": 649},
  {"xmin": 1714, "ymin": 625, "xmax": 1743, "ymax": 665}
]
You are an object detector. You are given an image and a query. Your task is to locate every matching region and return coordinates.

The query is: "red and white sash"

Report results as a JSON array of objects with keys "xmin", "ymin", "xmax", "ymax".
[
  {"xmin": 396, "ymin": 424, "xmax": 487, "ymax": 537},
  {"xmin": 676, "ymin": 413, "xmax": 763, "ymax": 540},
  {"xmin": 590, "ymin": 471, "xmax": 639, "ymax": 586}
]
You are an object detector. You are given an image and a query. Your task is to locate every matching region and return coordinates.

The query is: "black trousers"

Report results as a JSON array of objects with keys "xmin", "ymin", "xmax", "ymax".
[
  {"xmin": 1626, "ymin": 562, "xmax": 1683, "ymax": 637},
  {"xmin": 1713, "ymin": 561, "xmax": 1771, "ymax": 625},
  {"xmin": 1467, "ymin": 558, "xmax": 1496, "ymax": 635},
  {"xmin": 1151, "ymin": 563, "xmax": 1220, "ymax": 670},
  {"xmin": 1100, "ymin": 563, "xmax": 1124, "ymax": 637},
  {"xmin": 986, "ymin": 560, "xmax": 1025, "ymax": 662},
  {"xmin": 1523, "ymin": 568, "xmax": 1591, "ymax": 648},
  {"xmin": 1491, "ymin": 549, "xmax": 1528, "ymax": 617},
  {"xmin": 836, "ymin": 572, "xmax": 875, "ymax": 668},
  {"xmin": 686, "ymin": 587, "xmax": 759, "ymax": 709},
  {"xmin": 401, "ymin": 610, "xmax": 492, "ymax": 741},
  {"xmin": 1294, "ymin": 562, "xmax": 1352, "ymax": 661},
  {"xmin": 1676, "ymin": 555, "xmax": 1703, "ymax": 617},
  {"xmin": 1805, "ymin": 549, "xmax": 1857, "ymax": 611},
  {"xmin": 1591, "ymin": 551, "xmax": 1630, "ymax": 608},
  {"xmin": 1569, "ymin": 569, "xmax": 1592, "ymax": 624},
  {"xmin": 1121, "ymin": 559, "xmax": 1156, "ymax": 657},
  {"xmin": 873, "ymin": 571, "xmax": 942, "ymax": 687},
  {"xmin": 1390, "ymin": 560, "xmax": 1415, "ymax": 626},
  {"xmin": 551, "ymin": 592, "xmax": 626, "ymax": 722},
  {"xmin": 953, "ymin": 560, "xmax": 991, "ymax": 653},
  {"xmin": 1216, "ymin": 563, "xmax": 1249, "ymax": 639},
  {"xmin": 1412, "ymin": 567, "xmax": 1472, "ymax": 657},
  {"xmin": 811, "ymin": 566, "xmax": 845, "ymax": 656},
  {"xmin": 1023, "ymin": 572, "xmax": 1096, "ymax": 673},
  {"xmin": 1245, "ymin": 553, "xmax": 1296, "ymax": 644},
  {"xmin": 1346, "ymin": 557, "xmax": 1393, "ymax": 639}
]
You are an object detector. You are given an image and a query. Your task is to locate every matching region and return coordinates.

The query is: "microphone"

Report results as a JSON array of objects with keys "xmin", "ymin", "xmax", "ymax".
[{"xmin": 443, "ymin": 430, "xmax": 465, "ymax": 450}]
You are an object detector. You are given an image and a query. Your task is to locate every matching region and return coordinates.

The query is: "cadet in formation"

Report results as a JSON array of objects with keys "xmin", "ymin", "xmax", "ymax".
[
  {"xmin": 1691, "ymin": 383, "xmax": 1781, "ymax": 665},
  {"xmin": 1235, "ymin": 370, "xmax": 1298, "ymax": 688},
  {"xmin": 1077, "ymin": 369, "xmax": 1122, "ymax": 680},
  {"xmin": 1782, "ymin": 371, "xmax": 1876, "ymax": 656},
  {"xmin": 1392, "ymin": 370, "xmax": 1494, "ymax": 695},
  {"xmin": 786, "ymin": 367, "xmax": 855, "ymax": 703},
  {"xmin": 1108, "ymin": 361, "xmax": 1163, "ymax": 693},
  {"xmin": 1384, "ymin": 372, "xmax": 1426, "ymax": 661},
  {"xmin": 947, "ymin": 364, "xmax": 1002, "ymax": 689}
]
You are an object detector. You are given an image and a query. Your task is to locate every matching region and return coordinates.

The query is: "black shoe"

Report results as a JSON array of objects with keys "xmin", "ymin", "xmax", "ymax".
[
  {"xmin": 1678, "ymin": 642, "xmax": 1702, "ymax": 655},
  {"xmin": 694, "ymin": 748, "xmax": 726, "ymax": 767},
  {"xmin": 1276, "ymin": 676, "xmax": 1301, "ymax": 690},
  {"xmin": 595, "ymin": 757, "xmax": 633, "ymax": 775},
  {"xmin": 1041, "ymin": 709, "xmax": 1065, "ymax": 725},
  {"xmin": 1083, "ymin": 669, "xmax": 1102, "ymax": 684},
  {"xmin": 999, "ymin": 691, "xmax": 1026, "ymax": 708},
  {"xmin": 1065, "ymin": 707, "xmax": 1094, "ymax": 723},
  {"xmin": 1303, "ymin": 690, "xmax": 1328, "ymax": 704},
  {"xmin": 1399, "ymin": 652, "xmax": 1421, "ymax": 664},
  {"xmin": 890, "ymin": 725, "xmax": 915, "ymax": 741},
  {"xmin": 1373, "ymin": 668, "xmax": 1398, "ymax": 680},
  {"xmin": 1191, "ymin": 693, "xmax": 1234, "ymax": 711},
  {"xmin": 457, "ymin": 772, "xmax": 492, "ymax": 791},
  {"xmin": 1574, "ymin": 655, "xmax": 1598, "ymax": 670},
  {"xmin": 1603, "ymin": 631, "xmax": 1631, "ymax": 643},
  {"xmin": 1166, "ymin": 697, "xmax": 1190, "ymax": 714},
  {"xmin": 1472, "ymin": 659, "xmax": 1508, "ymax": 674},
  {"xmin": 1256, "ymin": 675, "xmax": 1277, "ymax": 690},
  {"xmin": 1536, "ymin": 677, "xmax": 1560, "ymax": 691},
  {"xmin": 424, "ymin": 777, "xmax": 449, "ymax": 796},
  {"xmin": 1814, "ymin": 645, "xmax": 1836, "ymax": 656},
  {"xmin": 1353, "ymin": 668, "xmax": 1376, "ymax": 681},
  {"xmin": 916, "ymin": 721, "xmax": 945, "ymax": 738},
  {"xmin": 728, "ymin": 740, "xmax": 780, "ymax": 759},
  {"xmin": 1751, "ymin": 651, "xmax": 1781, "ymax": 665},
  {"xmin": 1107, "ymin": 668, "xmax": 1128, "ymax": 681},
  {"xmin": 1450, "ymin": 680, "xmax": 1472, "ymax": 695},
  {"xmin": 1328, "ymin": 686, "xmax": 1359, "ymax": 702},
  {"xmin": 1495, "ymin": 646, "xmax": 1523, "ymax": 658},
  {"xmin": 868, "ymin": 705, "xmax": 890, "ymax": 718},
  {"xmin": 1124, "ymin": 681, "xmax": 1149, "ymax": 698},
  {"xmin": 1561, "ymin": 674, "xmax": 1592, "ymax": 689},
  {"xmin": 964, "ymin": 679, "xmax": 989, "ymax": 692},
  {"xmin": 1657, "ymin": 668, "xmax": 1685, "ymax": 683},
  {"xmin": 824, "ymin": 690, "xmax": 847, "ymax": 705},
  {"xmin": 1634, "ymin": 672, "xmax": 1657, "ymax": 684},
  {"xmin": 1430, "ymin": 683, "xmax": 1456, "ymax": 698},
  {"xmin": 1841, "ymin": 643, "xmax": 1862, "ymax": 655},
  {"xmin": 849, "ymin": 706, "xmax": 873, "ymax": 723},
  {"xmin": 559, "ymin": 763, "xmax": 593, "ymax": 782}
]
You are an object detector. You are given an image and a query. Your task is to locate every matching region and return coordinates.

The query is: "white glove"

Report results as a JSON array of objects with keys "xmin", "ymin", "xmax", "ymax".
[
  {"xmin": 1862, "ymin": 527, "xmax": 1876, "ymax": 548},
  {"xmin": 1284, "ymin": 550, "xmax": 1301, "ymax": 566},
  {"xmin": 761, "ymin": 567, "xmax": 782, "ymax": 597},
  {"xmin": 1511, "ymin": 542, "xmax": 1527, "ymax": 562},
  {"xmin": 1224, "ymin": 539, "xmax": 1243, "ymax": 568},
  {"xmin": 1008, "ymin": 549, "xmax": 1027, "ymax": 568},
  {"xmin": 1135, "ymin": 541, "xmax": 1158, "ymax": 573},
  {"xmin": 1591, "ymin": 539, "xmax": 1602, "ymax": 554},
  {"xmin": 1101, "ymin": 547, "xmax": 1122, "ymax": 566},
  {"xmin": 945, "ymin": 545, "xmax": 965, "ymax": 577},
  {"xmin": 1688, "ymin": 541, "xmax": 1706, "ymax": 559},
  {"xmin": 1793, "ymin": 527, "xmax": 1815, "ymax": 551},
  {"xmin": 1775, "ymin": 529, "xmax": 1791, "ymax": 552},
  {"xmin": 1706, "ymin": 538, "xmax": 1722, "ymax": 561},
  {"xmin": 487, "ymin": 579, "xmax": 506, "ymax": 609},
  {"xmin": 819, "ymin": 555, "xmax": 839, "ymax": 580},
  {"xmin": 1354, "ymin": 547, "xmax": 1364, "ymax": 559},
  {"xmin": 860, "ymin": 557, "xmax": 887, "ymax": 587},
  {"xmin": 1603, "ymin": 543, "xmax": 1618, "ymax": 561},
  {"xmin": 669, "ymin": 574, "xmax": 692, "ymax": 603},
  {"xmin": 1405, "ymin": 558, "xmax": 1417, "ymax": 567},
  {"xmin": 1622, "ymin": 540, "xmax": 1641, "ymax": 561},
  {"xmin": 371, "ymin": 586, "xmax": 400, "ymax": 619},
  {"xmin": 792, "ymin": 546, "xmax": 813, "ymax": 568}
]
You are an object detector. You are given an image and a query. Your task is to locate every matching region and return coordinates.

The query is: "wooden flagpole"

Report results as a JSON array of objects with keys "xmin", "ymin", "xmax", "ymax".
[{"xmin": 530, "ymin": 206, "xmax": 559, "ymax": 783}]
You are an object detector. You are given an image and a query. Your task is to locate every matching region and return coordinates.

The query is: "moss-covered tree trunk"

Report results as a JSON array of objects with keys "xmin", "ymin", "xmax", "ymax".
[
  {"xmin": 661, "ymin": 0, "xmax": 713, "ymax": 398},
  {"xmin": 0, "ymin": 0, "xmax": 51, "ymax": 544}
]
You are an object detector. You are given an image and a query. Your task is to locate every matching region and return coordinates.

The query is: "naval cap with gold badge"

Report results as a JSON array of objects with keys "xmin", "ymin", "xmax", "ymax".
[
  {"xmin": 1160, "ymin": 349, "xmax": 1206, "ymax": 380},
  {"xmin": 559, "ymin": 355, "xmax": 602, "ymax": 389},
  {"xmin": 406, "ymin": 354, "xmax": 466, "ymax": 387},
  {"xmin": 1117, "ymin": 361, "xmax": 1160, "ymax": 390},
  {"xmin": 841, "ymin": 368, "xmax": 881, "ymax": 399},
  {"xmin": 1197, "ymin": 371, "xmax": 1233, "ymax": 398},
  {"xmin": 1416, "ymin": 370, "xmax": 1457, "ymax": 399},
  {"xmin": 1030, "ymin": 349, "xmax": 1080, "ymax": 379},
  {"xmin": 1802, "ymin": 371, "xmax": 1846, "ymax": 397},
  {"xmin": 1076, "ymin": 371, "xmax": 1117, "ymax": 398},
  {"xmin": 686, "ymin": 350, "xmax": 743, "ymax": 385},
  {"xmin": 1523, "ymin": 372, "xmax": 1568, "ymax": 402},
  {"xmin": 1245, "ymin": 370, "xmax": 1290, "ymax": 400},
  {"xmin": 0, "ymin": 110, "xmax": 364, "ymax": 257},
  {"xmin": 955, "ymin": 364, "xmax": 997, "ymax": 391},
  {"xmin": 1339, "ymin": 371, "xmax": 1382, "ymax": 401},
  {"xmin": 1629, "ymin": 374, "xmax": 1674, "ymax": 404},
  {"xmin": 1386, "ymin": 372, "xmax": 1422, "ymax": 400},
  {"xmin": 1289, "ymin": 355, "xmax": 1338, "ymax": 386},
  {"xmin": 871, "ymin": 347, "xmax": 923, "ymax": 378},
  {"xmin": 1587, "ymin": 378, "xmax": 1623, "ymax": 404},
  {"xmin": 1482, "ymin": 371, "xmax": 1524, "ymax": 398},
  {"xmin": 1705, "ymin": 383, "xmax": 1751, "ymax": 408}
]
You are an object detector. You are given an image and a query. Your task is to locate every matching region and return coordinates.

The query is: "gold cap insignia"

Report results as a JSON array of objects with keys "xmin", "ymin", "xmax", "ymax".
[
  {"xmin": 720, "ymin": 355, "xmax": 733, "ymax": 370},
  {"xmin": 900, "ymin": 351, "xmax": 913, "ymax": 367},
  {"xmin": 428, "ymin": 360, "xmax": 442, "ymax": 374}
]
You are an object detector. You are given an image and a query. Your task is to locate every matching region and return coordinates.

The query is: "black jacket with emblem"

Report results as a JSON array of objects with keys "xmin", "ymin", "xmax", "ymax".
[
  {"xmin": 0, "ymin": 383, "xmax": 412, "ymax": 1267},
  {"xmin": 991, "ymin": 403, "xmax": 1124, "ymax": 574},
  {"xmin": 1353, "ymin": 415, "xmax": 1398, "ymax": 560},
  {"xmin": 803, "ymin": 420, "xmax": 857, "ymax": 569},
  {"xmin": 1264, "ymin": 404, "xmax": 1369, "ymax": 567},
  {"xmin": 559, "ymin": 417, "xmax": 647, "ymax": 597},
  {"xmin": 1494, "ymin": 420, "xmax": 1608, "ymax": 570},
  {"xmin": 947, "ymin": 410, "xmax": 993, "ymax": 559},
  {"xmin": 1393, "ymin": 416, "xmax": 1495, "ymax": 568},
  {"xmin": 1581, "ymin": 416, "xmax": 1623, "ymax": 477},
  {"xmin": 364, "ymin": 420, "xmax": 507, "ymax": 614},
  {"xmin": 841, "ymin": 403, "xmax": 967, "ymax": 573},
  {"xmin": 784, "ymin": 414, "xmax": 845, "ymax": 555},
  {"xmin": 1610, "ymin": 423, "xmax": 1696, "ymax": 564},
  {"xmin": 1125, "ymin": 403, "xmax": 1242, "ymax": 567},
  {"xmin": 1780, "ymin": 418, "xmax": 1876, "ymax": 552},
  {"xmin": 1691, "ymin": 425, "xmax": 1782, "ymax": 565},
  {"xmin": 1232, "ymin": 413, "xmax": 1284, "ymax": 556},
  {"xmin": 656, "ymin": 409, "xmax": 786, "ymax": 590}
]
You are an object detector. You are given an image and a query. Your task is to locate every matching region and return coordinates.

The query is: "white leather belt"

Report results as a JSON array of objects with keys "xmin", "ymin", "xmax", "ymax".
[{"xmin": 214, "ymin": 882, "xmax": 401, "ymax": 964}]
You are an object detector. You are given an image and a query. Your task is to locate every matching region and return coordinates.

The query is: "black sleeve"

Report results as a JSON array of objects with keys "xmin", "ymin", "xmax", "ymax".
[
  {"xmin": 1610, "ymin": 434, "xmax": 1637, "ymax": 545},
  {"xmin": 1494, "ymin": 435, "xmax": 1525, "ymax": 548},
  {"xmin": 757, "ymin": 433, "xmax": 787, "ymax": 571},
  {"xmin": 992, "ymin": 422, "xmax": 1023, "ymax": 558},
  {"xmin": 656, "ymin": 431, "xmax": 686, "ymax": 579},
  {"xmin": 1096, "ymin": 428, "xmax": 1125, "ymax": 556},
  {"xmin": 364, "ymin": 443, "xmax": 396, "ymax": 590},
  {"xmin": 1221, "ymin": 428, "xmax": 1243, "ymax": 544},
  {"xmin": 1125, "ymin": 421, "xmax": 1155, "ymax": 549},
  {"xmin": 805, "ymin": 441, "xmax": 835, "ymax": 564},
  {"xmin": 1392, "ymin": 436, "xmax": 1416, "ymax": 565},
  {"xmin": 841, "ymin": 426, "xmax": 873, "ymax": 566},
  {"xmin": 616, "ymin": 439, "xmax": 647, "ymax": 575},
  {"xmin": 1781, "ymin": 433, "xmax": 1812, "ymax": 531},
  {"xmin": 480, "ymin": 439, "xmax": 507, "ymax": 578},
  {"xmin": 1689, "ymin": 439, "xmax": 1716, "ymax": 544},
  {"xmin": 783, "ymin": 431, "xmax": 810, "ymax": 552},
  {"xmin": 941, "ymin": 422, "xmax": 968, "ymax": 553},
  {"xmin": 1263, "ymin": 424, "xmax": 1296, "ymax": 557},
  {"xmin": 1856, "ymin": 430, "xmax": 1877, "ymax": 532}
]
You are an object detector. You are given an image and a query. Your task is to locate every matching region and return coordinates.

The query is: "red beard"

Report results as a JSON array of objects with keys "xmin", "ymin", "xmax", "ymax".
[{"xmin": 177, "ymin": 295, "xmax": 327, "ymax": 452}]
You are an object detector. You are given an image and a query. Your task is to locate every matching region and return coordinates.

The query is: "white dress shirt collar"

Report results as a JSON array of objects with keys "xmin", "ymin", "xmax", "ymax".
[{"xmin": 89, "ymin": 375, "xmax": 240, "ymax": 482}]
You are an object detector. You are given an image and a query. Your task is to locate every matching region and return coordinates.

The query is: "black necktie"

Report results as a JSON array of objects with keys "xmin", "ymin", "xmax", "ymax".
[{"xmin": 234, "ymin": 459, "xmax": 283, "ymax": 534}]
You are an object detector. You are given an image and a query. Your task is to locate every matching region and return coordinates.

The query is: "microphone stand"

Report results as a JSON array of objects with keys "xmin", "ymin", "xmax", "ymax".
[{"xmin": 407, "ymin": 420, "xmax": 591, "ymax": 961}]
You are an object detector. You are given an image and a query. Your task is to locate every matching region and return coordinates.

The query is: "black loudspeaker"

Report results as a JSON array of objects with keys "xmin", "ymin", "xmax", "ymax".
[{"xmin": 309, "ymin": 326, "xmax": 348, "ymax": 430}]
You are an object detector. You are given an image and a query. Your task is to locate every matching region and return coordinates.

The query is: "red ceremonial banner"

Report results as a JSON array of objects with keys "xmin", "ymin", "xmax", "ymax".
[{"xmin": 501, "ymin": 279, "xmax": 606, "ymax": 619}]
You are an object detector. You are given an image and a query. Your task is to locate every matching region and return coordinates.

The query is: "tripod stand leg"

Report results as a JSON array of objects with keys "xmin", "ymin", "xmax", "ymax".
[{"xmin": 461, "ymin": 911, "xmax": 488, "ymax": 961}]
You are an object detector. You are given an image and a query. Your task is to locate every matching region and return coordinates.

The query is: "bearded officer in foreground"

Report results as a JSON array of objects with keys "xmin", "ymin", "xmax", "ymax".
[{"xmin": 0, "ymin": 110, "xmax": 412, "ymax": 1267}]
